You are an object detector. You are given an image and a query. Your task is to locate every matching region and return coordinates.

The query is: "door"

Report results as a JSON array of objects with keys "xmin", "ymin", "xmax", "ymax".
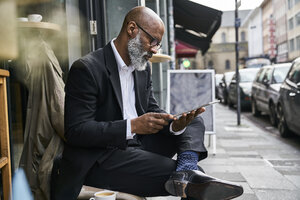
[
  {"xmin": 260, "ymin": 68, "xmax": 272, "ymax": 112},
  {"xmin": 287, "ymin": 62, "xmax": 300, "ymax": 131}
]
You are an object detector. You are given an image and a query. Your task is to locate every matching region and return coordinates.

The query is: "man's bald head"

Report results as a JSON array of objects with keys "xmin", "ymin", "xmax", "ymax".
[
  {"xmin": 114, "ymin": 6, "xmax": 164, "ymax": 67},
  {"xmin": 121, "ymin": 6, "xmax": 164, "ymax": 32}
]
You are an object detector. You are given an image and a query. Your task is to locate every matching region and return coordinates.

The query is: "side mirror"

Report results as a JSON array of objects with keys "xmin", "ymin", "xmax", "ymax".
[
  {"xmin": 219, "ymin": 82, "xmax": 225, "ymax": 87},
  {"xmin": 263, "ymin": 79, "xmax": 270, "ymax": 86}
]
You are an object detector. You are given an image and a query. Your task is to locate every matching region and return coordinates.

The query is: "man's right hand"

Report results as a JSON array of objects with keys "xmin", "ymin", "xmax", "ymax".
[{"xmin": 131, "ymin": 113, "xmax": 174, "ymax": 134}]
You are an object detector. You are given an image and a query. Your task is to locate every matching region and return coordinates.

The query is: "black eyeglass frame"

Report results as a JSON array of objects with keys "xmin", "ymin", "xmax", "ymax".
[{"xmin": 135, "ymin": 22, "xmax": 162, "ymax": 50}]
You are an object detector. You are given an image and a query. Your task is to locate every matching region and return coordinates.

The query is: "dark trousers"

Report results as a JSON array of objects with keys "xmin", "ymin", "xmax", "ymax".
[{"xmin": 52, "ymin": 117, "xmax": 207, "ymax": 199}]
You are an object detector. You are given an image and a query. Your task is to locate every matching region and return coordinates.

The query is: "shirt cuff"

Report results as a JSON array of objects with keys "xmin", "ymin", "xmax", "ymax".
[
  {"xmin": 126, "ymin": 119, "xmax": 135, "ymax": 140},
  {"xmin": 170, "ymin": 121, "xmax": 186, "ymax": 135}
]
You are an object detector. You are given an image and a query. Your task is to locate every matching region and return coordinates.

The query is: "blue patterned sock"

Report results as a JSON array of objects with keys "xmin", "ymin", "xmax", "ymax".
[{"xmin": 176, "ymin": 151, "xmax": 199, "ymax": 171}]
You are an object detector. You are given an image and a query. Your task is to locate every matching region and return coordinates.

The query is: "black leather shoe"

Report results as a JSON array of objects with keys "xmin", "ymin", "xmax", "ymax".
[{"xmin": 165, "ymin": 170, "xmax": 243, "ymax": 200}]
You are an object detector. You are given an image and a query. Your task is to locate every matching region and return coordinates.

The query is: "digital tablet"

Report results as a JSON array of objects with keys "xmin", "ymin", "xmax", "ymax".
[{"xmin": 174, "ymin": 100, "xmax": 220, "ymax": 118}]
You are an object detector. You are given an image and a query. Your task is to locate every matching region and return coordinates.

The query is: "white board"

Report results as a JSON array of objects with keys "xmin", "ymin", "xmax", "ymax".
[{"xmin": 167, "ymin": 70, "xmax": 216, "ymax": 134}]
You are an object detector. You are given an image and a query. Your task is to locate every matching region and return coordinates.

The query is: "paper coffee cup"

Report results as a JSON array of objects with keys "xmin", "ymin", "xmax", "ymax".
[
  {"xmin": 27, "ymin": 14, "xmax": 42, "ymax": 22},
  {"xmin": 89, "ymin": 190, "xmax": 117, "ymax": 200}
]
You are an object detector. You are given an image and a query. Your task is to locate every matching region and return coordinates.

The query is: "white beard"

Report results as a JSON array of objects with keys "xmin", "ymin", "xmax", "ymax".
[{"xmin": 127, "ymin": 32, "xmax": 152, "ymax": 71}]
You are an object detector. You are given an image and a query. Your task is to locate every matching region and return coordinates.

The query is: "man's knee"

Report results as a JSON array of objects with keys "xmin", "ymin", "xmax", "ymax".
[{"xmin": 186, "ymin": 116, "xmax": 205, "ymax": 134}]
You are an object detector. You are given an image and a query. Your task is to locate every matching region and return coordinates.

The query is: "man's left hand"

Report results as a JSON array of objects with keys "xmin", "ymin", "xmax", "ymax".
[{"xmin": 171, "ymin": 107, "xmax": 205, "ymax": 132}]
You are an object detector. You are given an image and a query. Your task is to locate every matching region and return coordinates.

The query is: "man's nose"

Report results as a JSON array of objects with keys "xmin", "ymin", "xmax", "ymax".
[{"xmin": 150, "ymin": 46, "xmax": 158, "ymax": 54}]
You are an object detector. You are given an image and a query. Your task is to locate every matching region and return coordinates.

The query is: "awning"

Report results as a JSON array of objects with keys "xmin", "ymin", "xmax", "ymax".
[
  {"xmin": 173, "ymin": 0, "xmax": 222, "ymax": 55},
  {"xmin": 175, "ymin": 40, "xmax": 198, "ymax": 58}
]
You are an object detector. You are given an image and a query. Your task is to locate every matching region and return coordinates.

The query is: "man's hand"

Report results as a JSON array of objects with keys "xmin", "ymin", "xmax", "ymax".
[
  {"xmin": 131, "ymin": 113, "xmax": 174, "ymax": 134},
  {"xmin": 171, "ymin": 107, "xmax": 205, "ymax": 132}
]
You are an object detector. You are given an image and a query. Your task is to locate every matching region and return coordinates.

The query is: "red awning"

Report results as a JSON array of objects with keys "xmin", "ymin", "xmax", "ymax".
[{"xmin": 175, "ymin": 40, "xmax": 198, "ymax": 58}]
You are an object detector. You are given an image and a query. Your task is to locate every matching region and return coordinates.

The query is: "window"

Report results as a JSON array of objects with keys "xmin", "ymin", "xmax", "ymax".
[
  {"xmin": 225, "ymin": 60, "xmax": 230, "ymax": 69},
  {"xmin": 296, "ymin": 12, "xmax": 300, "ymax": 26},
  {"xmin": 241, "ymin": 31, "xmax": 246, "ymax": 41},
  {"xmin": 264, "ymin": 69, "xmax": 273, "ymax": 83},
  {"xmin": 288, "ymin": 62, "xmax": 300, "ymax": 83},
  {"xmin": 221, "ymin": 32, "xmax": 226, "ymax": 43},
  {"xmin": 289, "ymin": 17, "xmax": 294, "ymax": 30},
  {"xmin": 208, "ymin": 60, "xmax": 214, "ymax": 69},
  {"xmin": 288, "ymin": 0, "xmax": 294, "ymax": 9},
  {"xmin": 289, "ymin": 39, "xmax": 295, "ymax": 51},
  {"xmin": 257, "ymin": 68, "xmax": 267, "ymax": 83},
  {"xmin": 297, "ymin": 36, "xmax": 300, "ymax": 50},
  {"xmin": 273, "ymin": 66, "xmax": 291, "ymax": 83},
  {"xmin": 239, "ymin": 69, "xmax": 260, "ymax": 82}
]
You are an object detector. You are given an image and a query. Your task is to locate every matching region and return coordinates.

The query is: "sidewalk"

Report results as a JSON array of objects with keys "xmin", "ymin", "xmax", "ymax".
[{"xmin": 149, "ymin": 104, "xmax": 300, "ymax": 200}]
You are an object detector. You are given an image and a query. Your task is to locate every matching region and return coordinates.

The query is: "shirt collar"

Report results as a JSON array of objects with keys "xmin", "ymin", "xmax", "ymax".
[{"xmin": 111, "ymin": 39, "xmax": 134, "ymax": 72}]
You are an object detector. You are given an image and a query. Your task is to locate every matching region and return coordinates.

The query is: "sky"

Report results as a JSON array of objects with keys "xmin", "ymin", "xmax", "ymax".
[{"xmin": 190, "ymin": 0, "xmax": 264, "ymax": 11}]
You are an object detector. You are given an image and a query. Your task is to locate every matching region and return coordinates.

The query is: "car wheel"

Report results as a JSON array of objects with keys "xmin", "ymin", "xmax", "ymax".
[
  {"xmin": 277, "ymin": 104, "xmax": 291, "ymax": 138},
  {"xmin": 228, "ymin": 97, "xmax": 234, "ymax": 108},
  {"xmin": 251, "ymin": 99, "xmax": 260, "ymax": 116},
  {"xmin": 269, "ymin": 103, "xmax": 277, "ymax": 126},
  {"xmin": 223, "ymin": 95, "xmax": 228, "ymax": 105}
]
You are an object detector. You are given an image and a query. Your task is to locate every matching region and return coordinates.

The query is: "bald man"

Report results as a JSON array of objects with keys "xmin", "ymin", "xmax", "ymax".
[{"xmin": 51, "ymin": 6, "xmax": 243, "ymax": 200}]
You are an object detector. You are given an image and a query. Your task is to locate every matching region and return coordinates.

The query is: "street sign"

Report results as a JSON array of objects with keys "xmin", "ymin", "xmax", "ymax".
[
  {"xmin": 237, "ymin": 0, "xmax": 241, "ymax": 8},
  {"xmin": 235, "ymin": 18, "xmax": 241, "ymax": 28}
]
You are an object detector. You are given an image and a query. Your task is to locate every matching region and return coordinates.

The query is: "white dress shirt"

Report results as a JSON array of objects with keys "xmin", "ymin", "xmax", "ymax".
[{"xmin": 110, "ymin": 39, "xmax": 185, "ymax": 139}]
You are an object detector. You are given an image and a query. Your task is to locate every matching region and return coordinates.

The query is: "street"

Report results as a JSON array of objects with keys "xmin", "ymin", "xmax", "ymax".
[
  {"xmin": 201, "ymin": 103, "xmax": 300, "ymax": 200},
  {"xmin": 149, "ymin": 103, "xmax": 300, "ymax": 200}
]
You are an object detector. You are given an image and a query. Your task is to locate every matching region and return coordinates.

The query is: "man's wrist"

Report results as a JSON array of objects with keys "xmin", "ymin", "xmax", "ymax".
[{"xmin": 170, "ymin": 121, "xmax": 186, "ymax": 135}]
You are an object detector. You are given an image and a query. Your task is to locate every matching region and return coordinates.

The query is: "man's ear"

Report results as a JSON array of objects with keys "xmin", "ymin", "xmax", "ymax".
[{"xmin": 127, "ymin": 21, "xmax": 137, "ymax": 38}]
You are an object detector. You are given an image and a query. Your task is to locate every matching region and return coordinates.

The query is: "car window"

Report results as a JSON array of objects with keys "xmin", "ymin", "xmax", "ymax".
[
  {"xmin": 215, "ymin": 75, "xmax": 223, "ymax": 85},
  {"xmin": 225, "ymin": 73, "xmax": 234, "ymax": 85},
  {"xmin": 254, "ymin": 68, "xmax": 263, "ymax": 82},
  {"xmin": 240, "ymin": 69, "xmax": 259, "ymax": 82},
  {"xmin": 262, "ymin": 68, "xmax": 272, "ymax": 83},
  {"xmin": 272, "ymin": 66, "xmax": 291, "ymax": 83},
  {"xmin": 257, "ymin": 68, "xmax": 267, "ymax": 83},
  {"xmin": 288, "ymin": 62, "xmax": 300, "ymax": 83}
]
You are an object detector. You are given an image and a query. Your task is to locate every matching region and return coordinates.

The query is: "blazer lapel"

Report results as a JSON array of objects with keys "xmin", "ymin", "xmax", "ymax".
[
  {"xmin": 103, "ymin": 44, "xmax": 123, "ymax": 115},
  {"xmin": 133, "ymin": 70, "xmax": 146, "ymax": 116}
]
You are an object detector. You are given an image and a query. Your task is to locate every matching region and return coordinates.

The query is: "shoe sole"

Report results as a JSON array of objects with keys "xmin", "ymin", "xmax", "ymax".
[{"xmin": 165, "ymin": 179, "xmax": 243, "ymax": 200}]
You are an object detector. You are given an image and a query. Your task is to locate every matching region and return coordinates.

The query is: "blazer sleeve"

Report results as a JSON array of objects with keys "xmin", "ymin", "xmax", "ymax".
[{"xmin": 64, "ymin": 60, "xmax": 127, "ymax": 149}]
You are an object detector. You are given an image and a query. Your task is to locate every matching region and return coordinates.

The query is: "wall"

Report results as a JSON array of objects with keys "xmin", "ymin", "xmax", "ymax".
[
  {"xmin": 247, "ymin": 8, "xmax": 264, "ymax": 57},
  {"xmin": 273, "ymin": 0, "xmax": 288, "ymax": 62},
  {"xmin": 262, "ymin": 0, "xmax": 274, "ymax": 57}
]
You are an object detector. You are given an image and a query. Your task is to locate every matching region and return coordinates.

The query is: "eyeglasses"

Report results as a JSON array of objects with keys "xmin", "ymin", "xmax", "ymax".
[{"xmin": 135, "ymin": 22, "xmax": 162, "ymax": 50}]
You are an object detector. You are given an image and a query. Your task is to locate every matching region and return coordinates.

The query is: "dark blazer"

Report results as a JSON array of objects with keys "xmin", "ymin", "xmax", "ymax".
[{"xmin": 59, "ymin": 43, "xmax": 169, "ymax": 195}]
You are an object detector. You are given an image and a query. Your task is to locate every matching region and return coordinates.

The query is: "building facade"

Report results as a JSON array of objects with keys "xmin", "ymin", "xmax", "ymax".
[
  {"xmin": 287, "ymin": 0, "xmax": 300, "ymax": 60},
  {"xmin": 243, "ymin": 7, "xmax": 264, "ymax": 58},
  {"xmin": 262, "ymin": 0, "xmax": 276, "ymax": 61},
  {"xmin": 273, "ymin": 0, "xmax": 289, "ymax": 62},
  {"xmin": 200, "ymin": 10, "xmax": 250, "ymax": 74}
]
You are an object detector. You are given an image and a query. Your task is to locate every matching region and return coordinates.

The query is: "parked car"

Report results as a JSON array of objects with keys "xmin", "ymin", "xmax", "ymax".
[
  {"xmin": 245, "ymin": 58, "xmax": 271, "ymax": 68},
  {"xmin": 251, "ymin": 63, "xmax": 292, "ymax": 126},
  {"xmin": 277, "ymin": 58, "xmax": 300, "ymax": 137},
  {"xmin": 227, "ymin": 68, "xmax": 260, "ymax": 109},
  {"xmin": 218, "ymin": 71, "xmax": 234, "ymax": 104},
  {"xmin": 215, "ymin": 74, "xmax": 223, "ymax": 100}
]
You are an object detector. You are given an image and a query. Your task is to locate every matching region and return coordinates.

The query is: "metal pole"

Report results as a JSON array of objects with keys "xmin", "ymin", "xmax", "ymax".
[{"xmin": 235, "ymin": 0, "xmax": 241, "ymax": 125}]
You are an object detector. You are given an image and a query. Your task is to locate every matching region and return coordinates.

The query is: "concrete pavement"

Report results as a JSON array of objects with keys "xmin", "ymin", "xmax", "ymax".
[{"xmin": 148, "ymin": 103, "xmax": 300, "ymax": 200}]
